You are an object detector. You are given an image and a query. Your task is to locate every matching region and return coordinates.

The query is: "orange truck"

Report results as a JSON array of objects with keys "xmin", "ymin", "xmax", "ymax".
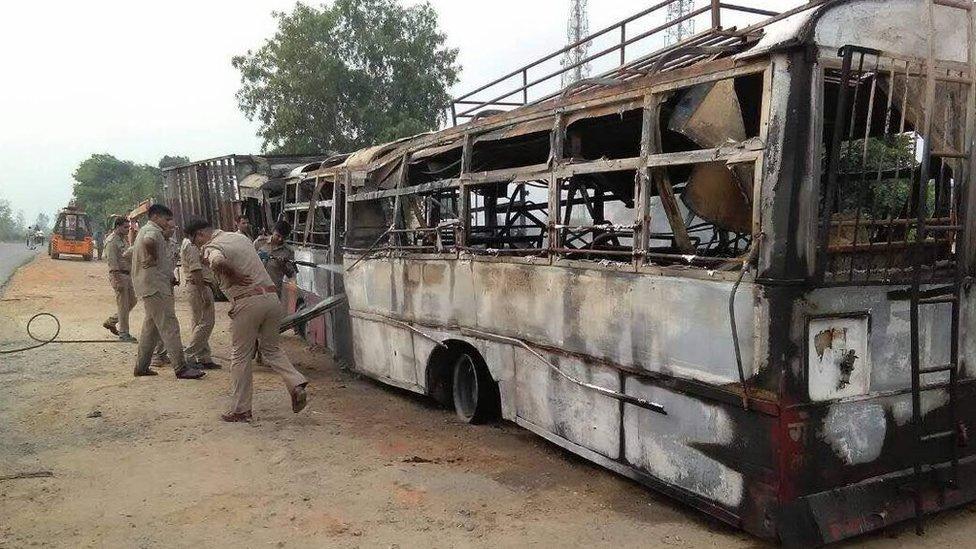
[{"xmin": 48, "ymin": 203, "xmax": 94, "ymax": 261}]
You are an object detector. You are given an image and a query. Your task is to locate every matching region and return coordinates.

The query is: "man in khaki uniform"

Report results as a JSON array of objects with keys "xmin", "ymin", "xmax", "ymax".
[
  {"xmin": 151, "ymin": 227, "xmax": 180, "ymax": 368},
  {"xmin": 131, "ymin": 204, "xmax": 205, "ymax": 380},
  {"xmin": 235, "ymin": 215, "xmax": 253, "ymax": 239},
  {"xmin": 256, "ymin": 220, "xmax": 297, "ymax": 298},
  {"xmin": 102, "ymin": 216, "xmax": 137, "ymax": 342},
  {"xmin": 181, "ymin": 219, "xmax": 220, "ymax": 369},
  {"xmin": 198, "ymin": 220, "xmax": 308, "ymax": 421}
]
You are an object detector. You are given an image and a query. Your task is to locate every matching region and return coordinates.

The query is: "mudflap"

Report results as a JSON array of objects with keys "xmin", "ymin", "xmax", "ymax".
[{"xmin": 777, "ymin": 455, "xmax": 976, "ymax": 546}]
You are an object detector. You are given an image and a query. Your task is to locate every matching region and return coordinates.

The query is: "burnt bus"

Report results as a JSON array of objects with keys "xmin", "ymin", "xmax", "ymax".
[
  {"xmin": 161, "ymin": 154, "xmax": 330, "ymax": 237},
  {"xmin": 277, "ymin": 0, "xmax": 976, "ymax": 544}
]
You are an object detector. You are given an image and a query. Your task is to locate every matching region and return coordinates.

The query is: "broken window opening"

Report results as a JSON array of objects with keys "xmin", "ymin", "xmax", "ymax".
[
  {"xmin": 471, "ymin": 130, "xmax": 551, "ymax": 172},
  {"xmin": 408, "ymin": 146, "xmax": 462, "ymax": 186},
  {"xmin": 346, "ymin": 198, "xmax": 396, "ymax": 252},
  {"xmin": 642, "ymin": 72, "xmax": 763, "ymax": 267},
  {"xmin": 564, "ymin": 109, "xmax": 643, "ymax": 161},
  {"xmin": 819, "ymin": 50, "xmax": 968, "ymax": 284},
  {"xmin": 391, "ymin": 186, "xmax": 462, "ymax": 254},
  {"xmin": 555, "ymin": 171, "xmax": 637, "ymax": 262},
  {"xmin": 466, "ymin": 180, "xmax": 549, "ymax": 254}
]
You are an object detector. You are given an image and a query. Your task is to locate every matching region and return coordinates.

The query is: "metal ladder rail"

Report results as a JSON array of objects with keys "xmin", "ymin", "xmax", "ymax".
[{"xmin": 907, "ymin": 0, "xmax": 975, "ymax": 536}]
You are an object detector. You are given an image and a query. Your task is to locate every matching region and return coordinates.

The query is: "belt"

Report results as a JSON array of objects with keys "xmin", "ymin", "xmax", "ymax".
[
  {"xmin": 234, "ymin": 285, "xmax": 278, "ymax": 300},
  {"xmin": 110, "ymin": 270, "xmax": 130, "ymax": 275}
]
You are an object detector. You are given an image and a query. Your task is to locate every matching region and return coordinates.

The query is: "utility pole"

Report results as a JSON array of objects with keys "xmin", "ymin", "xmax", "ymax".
[
  {"xmin": 665, "ymin": 0, "xmax": 696, "ymax": 46},
  {"xmin": 561, "ymin": 0, "xmax": 591, "ymax": 87}
]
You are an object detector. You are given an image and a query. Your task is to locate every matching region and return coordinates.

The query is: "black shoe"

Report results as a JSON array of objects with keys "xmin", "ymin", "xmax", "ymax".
[
  {"xmin": 175, "ymin": 368, "xmax": 205, "ymax": 380},
  {"xmin": 291, "ymin": 383, "xmax": 308, "ymax": 413},
  {"xmin": 103, "ymin": 321, "xmax": 119, "ymax": 336},
  {"xmin": 198, "ymin": 361, "xmax": 222, "ymax": 370},
  {"xmin": 134, "ymin": 369, "xmax": 158, "ymax": 377}
]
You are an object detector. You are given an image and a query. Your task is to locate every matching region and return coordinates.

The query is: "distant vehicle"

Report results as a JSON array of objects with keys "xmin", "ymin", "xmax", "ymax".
[{"xmin": 49, "ymin": 203, "xmax": 94, "ymax": 261}]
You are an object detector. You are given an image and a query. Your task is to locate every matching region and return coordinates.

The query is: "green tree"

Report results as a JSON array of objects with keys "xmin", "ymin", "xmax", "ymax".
[
  {"xmin": 0, "ymin": 198, "xmax": 27, "ymax": 242},
  {"xmin": 233, "ymin": 0, "xmax": 460, "ymax": 154},
  {"xmin": 72, "ymin": 154, "xmax": 164, "ymax": 230},
  {"xmin": 33, "ymin": 212, "xmax": 51, "ymax": 232},
  {"xmin": 159, "ymin": 155, "xmax": 190, "ymax": 169}
]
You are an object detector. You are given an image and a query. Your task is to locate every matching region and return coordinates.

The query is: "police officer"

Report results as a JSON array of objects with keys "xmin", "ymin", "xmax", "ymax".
[
  {"xmin": 130, "ymin": 204, "xmax": 205, "ymax": 380},
  {"xmin": 151, "ymin": 224, "xmax": 181, "ymax": 368},
  {"xmin": 94, "ymin": 229, "xmax": 105, "ymax": 260},
  {"xmin": 256, "ymin": 220, "xmax": 297, "ymax": 298},
  {"xmin": 102, "ymin": 216, "xmax": 137, "ymax": 342},
  {"xmin": 198, "ymin": 219, "xmax": 308, "ymax": 421},
  {"xmin": 181, "ymin": 218, "xmax": 220, "ymax": 370},
  {"xmin": 235, "ymin": 215, "xmax": 253, "ymax": 239}
]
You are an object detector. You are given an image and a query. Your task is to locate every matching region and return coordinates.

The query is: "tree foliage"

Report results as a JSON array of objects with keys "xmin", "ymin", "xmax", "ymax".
[
  {"xmin": 158, "ymin": 155, "xmax": 190, "ymax": 169},
  {"xmin": 72, "ymin": 154, "xmax": 165, "ymax": 230},
  {"xmin": 33, "ymin": 212, "xmax": 51, "ymax": 232},
  {"xmin": 0, "ymin": 198, "xmax": 26, "ymax": 242},
  {"xmin": 233, "ymin": 0, "xmax": 460, "ymax": 154}
]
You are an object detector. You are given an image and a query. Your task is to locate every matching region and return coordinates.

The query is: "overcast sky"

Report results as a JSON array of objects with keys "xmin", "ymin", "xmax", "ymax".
[{"xmin": 0, "ymin": 0, "xmax": 793, "ymax": 223}]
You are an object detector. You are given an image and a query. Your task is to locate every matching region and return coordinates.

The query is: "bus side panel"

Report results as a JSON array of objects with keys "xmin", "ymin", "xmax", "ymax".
[
  {"xmin": 345, "ymin": 258, "xmax": 758, "ymax": 389},
  {"xmin": 624, "ymin": 378, "xmax": 776, "ymax": 518},
  {"xmin": 515, "ymin": 350, "xmax": 621, "ymax": 460},
  {"xmin": 350, "ymin": 316, "xmax": 420, "ymax": 390}
]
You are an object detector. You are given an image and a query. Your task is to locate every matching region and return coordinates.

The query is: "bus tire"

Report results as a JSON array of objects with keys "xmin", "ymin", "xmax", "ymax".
[
  {"xmin": 452, "ymin": 351, "xmax": 499, "ymax": 424},
  {"xmin": 83, "ymin": 254, "xmax": 93, "ymax": 262}
]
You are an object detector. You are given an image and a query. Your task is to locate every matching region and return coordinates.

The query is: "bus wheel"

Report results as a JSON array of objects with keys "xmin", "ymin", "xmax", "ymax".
[
  {"xmin": 452, "ymin": 352, "xmax": 499, "ymax": 424},
  {"xmin": 83, "ymin": 254, "xmax": 93, "ymax": 261}
]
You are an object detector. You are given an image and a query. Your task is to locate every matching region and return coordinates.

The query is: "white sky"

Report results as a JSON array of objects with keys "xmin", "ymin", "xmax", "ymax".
[{"xmin": 0, "ymin": 0, "xmax": 795, "ymax": 223}]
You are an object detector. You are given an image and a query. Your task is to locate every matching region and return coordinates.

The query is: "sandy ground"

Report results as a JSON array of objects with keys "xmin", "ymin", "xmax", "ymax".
[{"xmin": 1, "ymin": 254, "xmax": 975, "ymax": 548}]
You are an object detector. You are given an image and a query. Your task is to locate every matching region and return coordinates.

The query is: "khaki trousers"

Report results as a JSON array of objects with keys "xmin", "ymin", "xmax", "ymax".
[
  {"xmin": 106, "ymin": 275, "xmax": 137, "ymax": 335},
  {"xmin": 184, "ymin": 284, "xmax": 215, "ymax": 363},
  {"xmin": 135, "ymin": 293, "xmax": 187, "ymax": 374},
  {"xmin": 229, "ymin": 293, "xmax": 307, "ymax": 413}
]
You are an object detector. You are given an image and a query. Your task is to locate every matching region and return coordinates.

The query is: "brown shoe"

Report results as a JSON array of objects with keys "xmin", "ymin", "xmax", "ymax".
[
  {"xmin": 103, "ymin": 320, "xmax": 119, "ymax": 336},
  {"xmin": 133, "ymin": 369, "xmax": 158, "ymax": 377},
  {"xmin": 221, "ymin": 411, "xmax": 252, "ymax": 423},
  {"xmin": 291, "ymin": 384, "xmax": 308, "ymax": 413}
]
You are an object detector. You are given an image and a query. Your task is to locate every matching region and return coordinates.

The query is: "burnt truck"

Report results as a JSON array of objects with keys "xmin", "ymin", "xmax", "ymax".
[{"xmin": 176, "ymin": 0, "xmax": 976, "ymax": 544}]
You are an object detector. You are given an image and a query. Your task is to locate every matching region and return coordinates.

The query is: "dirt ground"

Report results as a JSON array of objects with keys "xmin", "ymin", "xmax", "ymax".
[{"xmin": 1, "ymin": 254, "xmax": 975, "ymax": 548}]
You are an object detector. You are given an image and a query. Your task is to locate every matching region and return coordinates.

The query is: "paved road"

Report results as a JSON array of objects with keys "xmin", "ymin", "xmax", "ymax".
[{"xmin": 0, "ymin": 242, "xmax": 39, "ymax": 289}]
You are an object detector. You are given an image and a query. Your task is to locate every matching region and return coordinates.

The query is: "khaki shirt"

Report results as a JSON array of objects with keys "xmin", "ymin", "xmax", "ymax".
[
  {"xmin": 131, "ymin": 220, "xmax": 175, "ymax": 298},
  {"xmin": 257, "ymin": 241, "xmax": 296, "ymax": 294},
  {"xmin": 180, "ymin": 238, "xmax": 215, "ymax": 285},
  {"xmin": 104, "ymin": 232, "xmax": 132, "ymax": 272},
  {"xmin": 202, "ymin": 230, "xmax": 274, "ymax": 300}
]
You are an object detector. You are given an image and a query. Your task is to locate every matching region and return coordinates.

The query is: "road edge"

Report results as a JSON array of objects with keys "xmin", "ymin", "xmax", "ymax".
[{"xmin": 0, "ymin": 247, "xmax": 41, "ymax": 298}]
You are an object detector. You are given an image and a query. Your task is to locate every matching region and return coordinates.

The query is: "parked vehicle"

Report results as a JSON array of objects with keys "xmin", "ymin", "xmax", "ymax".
[{"xmin": 49, "ymin": 203, "xmax": 94, "ymax": 260}]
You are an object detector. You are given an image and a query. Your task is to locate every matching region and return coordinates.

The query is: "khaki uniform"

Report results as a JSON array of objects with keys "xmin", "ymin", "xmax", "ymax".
[
  {"xmin": 204, "ymin": 230, "xmax": 307, "ymax": 413},
  {"xmin": 180, "ymin": 238, "xmax": 216, "ymax": 364},
  {"xmin": 132, "ymin": 221, "xmax": 189, "ymax": 375},
  {"xmin": 103, "ymin": 232, "xmax": 136, "ymax": 335},
  {"xmin": 151, "ymin": 237, "xmax": 180, "ymax": 365},
  {"xmin": 257, "ymin": 241, "xmax": 296, "ymax": 298}
]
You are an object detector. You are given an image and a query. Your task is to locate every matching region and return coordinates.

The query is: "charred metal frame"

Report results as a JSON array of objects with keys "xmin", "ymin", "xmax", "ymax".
[
  {"xmin": 270, "ymin": 1, "xmax": 976, "ymax": 545},
  {"xmin": 448, "ymin": 0, "xmax": 835, "ymax": 125},
  {"xmin": 162, "ymin": 155, "xmax": 330, "ymax": 237}
]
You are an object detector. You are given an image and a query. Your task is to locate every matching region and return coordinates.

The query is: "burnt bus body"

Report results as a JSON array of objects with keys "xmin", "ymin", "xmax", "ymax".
[
  {"xmin": 161, "ymin": 154, "xmax": 331, "ymax": 237},
  {"xmin": 278, "ymin": 0, "xmax": 976, "ymax": 544}
]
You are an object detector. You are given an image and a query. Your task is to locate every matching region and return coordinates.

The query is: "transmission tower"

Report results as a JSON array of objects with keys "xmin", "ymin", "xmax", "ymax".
[
  {"xmin": 664, "ymin": 0, "xmax": 696, "ymax": 46},
  {"xmin": 561, "ymin": 0, "xmax": 591, "ymax": 88}
]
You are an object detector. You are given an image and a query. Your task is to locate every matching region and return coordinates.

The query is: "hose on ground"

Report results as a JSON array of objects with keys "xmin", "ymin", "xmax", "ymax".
[{"xmin": 0, "ymin": 313, "xmax": 128, "ymax": 355}]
